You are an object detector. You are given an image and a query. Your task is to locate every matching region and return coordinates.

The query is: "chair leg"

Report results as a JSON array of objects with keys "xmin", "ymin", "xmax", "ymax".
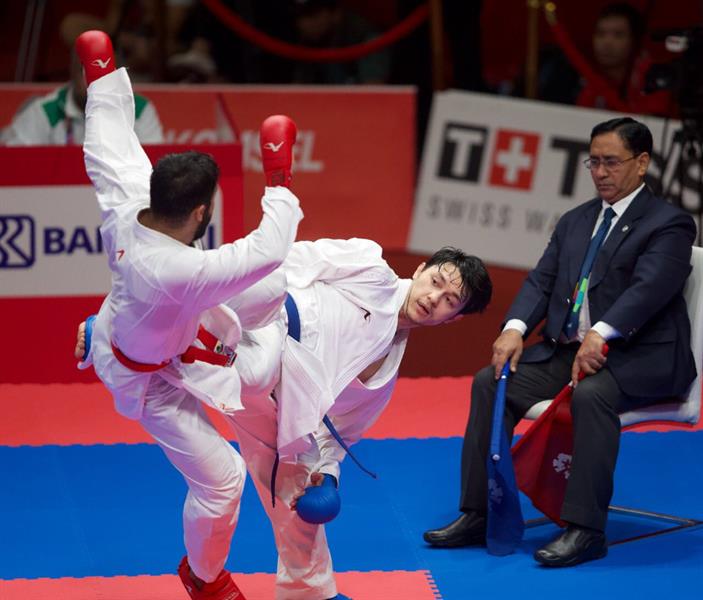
[
  {"xmin": 524, "ymin": 515, "xmax": 552, "ymax": 529},
  {"xmin": 607, "ymin": 505, "xmax": 703, "ymax": 545},
  {"xmin": 523, "ymin": 506, "xmax": 703, "ymax": 545}
]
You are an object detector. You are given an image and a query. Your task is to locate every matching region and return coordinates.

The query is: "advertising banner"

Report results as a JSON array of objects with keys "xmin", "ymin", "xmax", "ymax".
[
  {"xmin": 1, "ymin": 84, "xmax": 416, "ymax": 250},
  {"xmin": 409, "ymin": 90, "xmax": 698, "ymax": 269}
]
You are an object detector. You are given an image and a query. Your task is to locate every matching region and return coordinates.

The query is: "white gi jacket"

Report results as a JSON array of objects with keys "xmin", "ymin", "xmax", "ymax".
[
  {"xmin": 310, "ymin": 328, "xmax": 408, "ymax": 482},
  {"xmin": 273, "ymin": 238, "xmax": 410, "ymax": 466},
  {"xmin": 83, "ymin": 68, "xmax": 302, "ymax": 420}
]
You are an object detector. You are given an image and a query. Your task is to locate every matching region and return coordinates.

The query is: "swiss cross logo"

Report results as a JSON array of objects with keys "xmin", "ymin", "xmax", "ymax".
[{"xmin": 488, "ymin": 130, "xmax": 540, "ymax": 190}]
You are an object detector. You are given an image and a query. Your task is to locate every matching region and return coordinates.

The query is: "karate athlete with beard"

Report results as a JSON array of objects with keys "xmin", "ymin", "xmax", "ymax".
[
  {"xmin": 227, "ymin": 243, "xmax": 493, "ymax": 600},
  {"xmin": 74, "ymin": 30, "xmax": 302, "ymax": 600}
]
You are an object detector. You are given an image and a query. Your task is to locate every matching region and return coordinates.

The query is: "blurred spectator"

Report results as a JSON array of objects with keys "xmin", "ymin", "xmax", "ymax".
[
  {"xmin": 513, "ymin": 3, "xmax": 674, "ymax": 116},
  {"xmin": 576, "ymin": 2, "xmax": 673, "ymax": 116},
  {"xmin": 168, "ymin": 0, "xmax": 263, "ymax": 83},
  {"xmin": 60, "ymin": 0, "xmax": 195, "ymax": 83},
  {"xmin": 167, "ymin": 35, "xmax": 219, "ymax": 82},
  {"xmin": 291, "ymin": 0, "xmax": 391, "ymax": 84},
  {"xmin": 2, "ymin": 51, "xmax": 163, "ymax": 145}
]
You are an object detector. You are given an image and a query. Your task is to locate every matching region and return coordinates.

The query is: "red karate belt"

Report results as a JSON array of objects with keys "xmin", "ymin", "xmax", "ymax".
[{"xmin": 112, "ymin": 326, "xmax": 236, "ymax": 372}]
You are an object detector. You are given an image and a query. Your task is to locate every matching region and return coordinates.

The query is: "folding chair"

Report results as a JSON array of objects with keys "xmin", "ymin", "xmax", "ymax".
[{"xmin": 522, "ymin": 246, "xmax": 703, "ymax": 544}]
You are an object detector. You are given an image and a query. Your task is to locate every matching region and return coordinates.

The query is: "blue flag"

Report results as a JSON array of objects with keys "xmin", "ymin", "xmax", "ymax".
[{"xmin": 486, "ymin": 362, "xmax": 524, "ymax": 556}]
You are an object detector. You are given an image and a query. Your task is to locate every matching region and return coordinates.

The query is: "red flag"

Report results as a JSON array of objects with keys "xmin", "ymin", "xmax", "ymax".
[
  {"xmin": 511, "ymin": 382, "xmax": 574, "ymax": 526},
  {"xmin": 511, "ymin": 346, "xmax": 608, "ymax": 524}
]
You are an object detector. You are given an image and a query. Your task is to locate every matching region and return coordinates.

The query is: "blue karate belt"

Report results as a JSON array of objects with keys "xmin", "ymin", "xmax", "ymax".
[{"xmin": 270, "ymin": 294, "xmax": 378, "ymax": 507}]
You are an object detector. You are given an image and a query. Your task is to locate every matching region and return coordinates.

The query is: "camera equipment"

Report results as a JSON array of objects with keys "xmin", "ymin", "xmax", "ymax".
[
  {"xmin": 645, "ymin": 27, "xmax": 703, "ymax": 243},
  {"xmin": 645, "ymin": 27, "xmax": 703, "ymax": 126}
]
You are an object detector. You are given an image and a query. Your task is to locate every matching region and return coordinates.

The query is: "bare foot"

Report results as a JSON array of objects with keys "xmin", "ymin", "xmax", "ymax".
[{"xmin": 75, "ymin": 321, "xmax": 86, "ymax": 360}]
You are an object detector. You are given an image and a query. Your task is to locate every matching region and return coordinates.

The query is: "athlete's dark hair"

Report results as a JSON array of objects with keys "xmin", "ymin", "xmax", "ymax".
[
  {"xmin": 150, "ymin": 151, "xmax": 219, "ymax": 223},
  {"xmin": 423, "ymin": 247, "xmax": 492, "ymax": 314}
]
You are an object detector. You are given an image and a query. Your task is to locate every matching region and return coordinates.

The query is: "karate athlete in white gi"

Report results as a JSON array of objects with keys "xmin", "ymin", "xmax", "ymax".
[
  {"xmin": 74, "ymin": 30, "xmax": 301, "ymax": 600},
  {"xmin": 227, "ymin": 240, "xmax": 493, "ymax": 600}
]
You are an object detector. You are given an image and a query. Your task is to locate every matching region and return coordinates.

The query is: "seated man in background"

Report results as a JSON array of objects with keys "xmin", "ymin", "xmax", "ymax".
[
  {"xmin": 424, "ymin": 117, "xmax": 696, "ymax": 566},
  {"xmin": 2, "ymin": 48, "xmax": 163, "ymax": 145},
  {"xmin": 576, "ymin": 2, "xmax": 672, "ymax": 116},
  {"xmin": 531, "ymin": 3, "xmax": 673, "ymax": 115}
]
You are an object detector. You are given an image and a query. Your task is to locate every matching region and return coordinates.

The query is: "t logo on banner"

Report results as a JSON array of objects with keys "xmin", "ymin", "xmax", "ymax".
[
  {"xmin": 489, "ymin": 130, "xmax": 540, "ymax": 190},
  {"xmin": 437, "ymin": 123, "xmax": 488, "ymax": 182}
]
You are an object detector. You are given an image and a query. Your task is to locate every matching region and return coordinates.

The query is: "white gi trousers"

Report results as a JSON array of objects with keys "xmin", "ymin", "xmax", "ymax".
[
  {"xmin": 227, "ymin": 393, "xmax": 336, "ymax": 600},
  {"xmin": 224, "ymin": 318, "xmax": 335, "ymax": 600},
  {"xmin": 139, "ymin": 375, "xmax": 246, "ymax": 583},
  {"xmin": 134, "ymin": 275, "xmax": 291, "ymax": 585}
]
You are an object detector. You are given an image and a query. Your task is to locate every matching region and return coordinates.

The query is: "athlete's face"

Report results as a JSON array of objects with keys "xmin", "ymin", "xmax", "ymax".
[{"xmin": 402, "ymin": 262, "xmax": 467, "ymax": 327}]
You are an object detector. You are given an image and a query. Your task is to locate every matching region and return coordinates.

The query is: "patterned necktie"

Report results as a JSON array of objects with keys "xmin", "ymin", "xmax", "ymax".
[{"xmin": 563, "ymin": 207, "xmax": 616, "ymax": 338}]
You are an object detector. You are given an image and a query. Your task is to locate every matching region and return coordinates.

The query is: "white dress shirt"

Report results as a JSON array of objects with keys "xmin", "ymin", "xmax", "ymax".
[{"xmin": 504, "ymin": 183, "xmax": 645, "ymax": 341}]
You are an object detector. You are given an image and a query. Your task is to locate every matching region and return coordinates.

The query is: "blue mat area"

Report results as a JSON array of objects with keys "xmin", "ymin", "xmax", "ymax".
[{"xmin": 2, "ymin": 433, "xmax": 702, "ymax": 599}]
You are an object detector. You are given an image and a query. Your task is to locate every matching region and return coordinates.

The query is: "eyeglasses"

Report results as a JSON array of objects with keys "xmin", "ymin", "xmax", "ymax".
[{"xmin": 583, "ymin": 155, "xmax": 640, "ymax": 171}]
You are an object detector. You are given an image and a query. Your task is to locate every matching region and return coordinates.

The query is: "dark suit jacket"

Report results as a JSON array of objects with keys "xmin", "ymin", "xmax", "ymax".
[{"xmin": 507, "ymin": 186, "xmax": 697, "ymax": 398}]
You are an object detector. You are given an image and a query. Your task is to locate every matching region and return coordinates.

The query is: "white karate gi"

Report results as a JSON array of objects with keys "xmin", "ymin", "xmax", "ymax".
[
  {"xmin": 82, "ymin": 67, "xmax": 302, "ymax": 582},
  {"xmin": 227, "ymin": 238, "xmax": 411, "ymax": 600}
]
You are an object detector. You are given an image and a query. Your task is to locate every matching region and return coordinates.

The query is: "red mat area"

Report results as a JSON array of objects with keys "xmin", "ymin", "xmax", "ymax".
[
  {"xmin": 0, "ymin": 378, "xmax": 696, "ymax": 448},
  {"xmin": 0, "ymin": 379, "xmax": 478, "ymax": 447},
  {"xmin": 0, "ymin": 570, "xmax": 440, "ymax": 600}
]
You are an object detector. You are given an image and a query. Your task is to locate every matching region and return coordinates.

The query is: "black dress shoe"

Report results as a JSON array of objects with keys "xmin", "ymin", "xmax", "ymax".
[
  {"xmin": 423, "ymin": 512, "xmax": 486, "ymax": 547},
  {"xmin": 534, "ymin": 525, "xmax": 607, "ymax": 567}
]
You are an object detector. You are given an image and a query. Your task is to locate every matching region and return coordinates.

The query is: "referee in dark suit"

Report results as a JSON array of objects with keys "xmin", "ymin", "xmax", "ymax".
[{"xmin": 424, "ymin": 117, "xmax": 697, "ymax": 566}]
